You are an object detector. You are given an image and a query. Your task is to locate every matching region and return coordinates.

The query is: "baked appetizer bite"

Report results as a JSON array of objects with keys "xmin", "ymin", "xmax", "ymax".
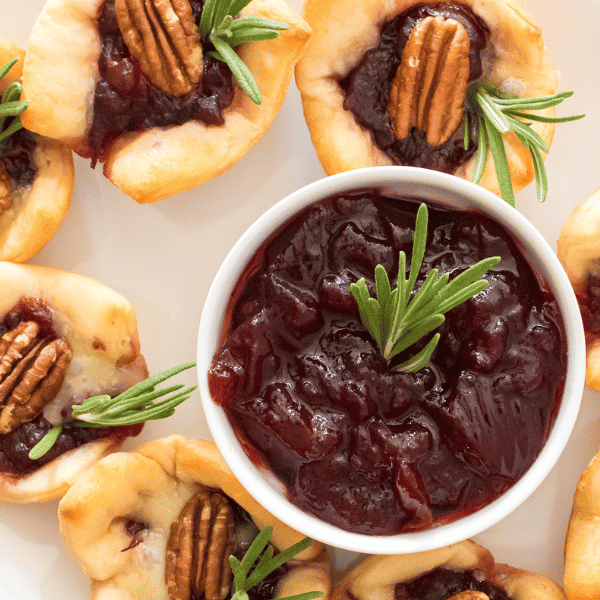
[
  {"xmin": 557, "ymin": 188, "xmax": 600, "ymax": 390},
  {"xmin": 332, "ymin": 539, "xmax": 567, "ymax": 600},
  {"xmin": 565, "ymin": 450, "xmax": 600, "ymax": 600},
  {"xmin": 0, "ymin": 261, "xmax": 148, "ymax": 502},
  {"xmin": 295, "ymin": 0, "xmax": 581, "ymax": 206},
  {"xmin": 0, "ymin": 38, "xmax": 73, "ymax": 262},
  {"xmin": 58, "ymin": 435, "xmax": 332, "ymax": 600},
  {"xmin": 21, "ymin": 0, "xmax": 311, "ymax": 204}
]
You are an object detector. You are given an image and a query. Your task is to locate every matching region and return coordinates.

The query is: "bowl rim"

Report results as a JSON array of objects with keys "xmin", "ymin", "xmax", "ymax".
[{"xmin": 197, "ymin": 166, "xmax": 585, "ymax": 553}]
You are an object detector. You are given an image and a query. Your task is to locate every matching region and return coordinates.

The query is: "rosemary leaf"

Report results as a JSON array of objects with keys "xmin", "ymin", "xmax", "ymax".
[
  {"xmin": 471, "ymin": 113, "xmax": 488, "ymax": 185},
  {"xmin": 528, "ymin": 141, "xmax": 548, "ymax": 202},
  {"xmin": 483, "ymin": 115, "xmax": 515, "ymax": 207},
  {"xmin": 228, "ymin": 29, "xmax": 281, "ymax": 47},
  {"xmin": 229, "ymin": 16, "xmax": 290, "ymax": 31},
  {"xmin": 505, "ymin": 114, "xmax": 549, "ymax": 153},
  {"xmin": 229, "ymin": 0, "xmax": 253, "ymax": 17},
  {"xmin": 394, "ymin": 334, "xmax": 440, "ymax": 373},
  {"xmin": 509, "ymin": 110, "xmax": 586, "ymax": 123},
  {"xmin": 244, "ymin": 535, "xmax": 314, "ymax": 590},
  {"xmin": 475, "ymin": 89, "xmax": 510, "ymax": 133},
  {"xmin": 389, "ymin": 314, "xmax": 445, "ymax": 359},
  {"xmin": 213, "ymin": 0, "xmax": 234, "ymax": 30},
  {"xmin": 211, "ymin": 36, "xmax": 261, "ymax": 104},
  {"xmin": 0, "ymin": 57, "xmax": 18, "ymax": 81},
  {"xmin": 28, "ymin": 425, "xmax": 63, "ymax": 460},
  {"xmin": 199, "ymin": 0, "xmax": 218, "ymax": 33},
  {"xmin": 0, "ymin": 119, "xmax": 23, "ymax": 144}
]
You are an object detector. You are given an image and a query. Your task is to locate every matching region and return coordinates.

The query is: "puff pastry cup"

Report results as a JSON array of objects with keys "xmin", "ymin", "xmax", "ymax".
[
  {"xmin": 295, "ymin": 0, "xmax": 558, "ymax": 197},
  {"xmin": 0, "ymin": 38, "xmax": 73, "ymax": 262},
  {"xmin": 21, "ymin": 0, "xmax": 311, "ymax": 204},
  {"xmin": 332, "ymin": 539, "xmax": 567, "ymax": 600},
  {"xmin": 557, "ymin": 187, "xmax": 600, "ymax": 390},
  {"xmin": 564, "ymin": 450, "xmax": 600, "ymax": 600},
  {"xmin": 0, "ymin": 261, "xmax": 148, "ymax": 503},
  {"xmin": 58, "ymin": 435, "xmax": 332, "ymax": 600}
]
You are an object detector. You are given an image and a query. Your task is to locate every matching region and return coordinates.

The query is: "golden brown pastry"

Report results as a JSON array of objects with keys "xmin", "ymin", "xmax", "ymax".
[
  {"xmin": 59, "ymin": 435, "xmax": 332, "ymax": 600},
  {"xmin": 295, "ymin": 0, "xmax": 558, "ymax": 198},
  {"xmin": 557, "ymin": 187, "xmax": 600, "ymax": 389},
  {"xmin": 332, "ymin": 540, "xmax": 567, "ymax": 600},
  {"xmin": 0, "ymin": 38, "xmax": 73, "ymax": 262},
  {"xmin": 21, "ymin": 0, "xmax": 311, "ymax": 204},
  {"xmin": 564, "ymin": 450, "xmax": 600, "ymax": 600},
  {"xmin": 0, "ymin": 261, "xmax": 148, "ymax": 503}
]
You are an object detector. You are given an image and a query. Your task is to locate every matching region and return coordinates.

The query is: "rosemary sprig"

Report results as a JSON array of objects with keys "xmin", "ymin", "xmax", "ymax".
[
  {"xmin": 199, "ymin": 0, "xmax": 290, "ymax": 104},
  {"xmin": 28, "ymin": 362, "xmax": 197, "ymax": 460},
  {"xmin": 0, "ymin": 57, "xmax": 28, "ymax": 145},
  {"xmin": 466, "ymin": 85, "xmax": 584, "ymax": 206},
  {"xmin": 230, "ymin": 526, "xmax": 323, "ymax": 600},
  {"xmin": 351, "ymin": 204, "xmax": 500, "ymax": 372}
]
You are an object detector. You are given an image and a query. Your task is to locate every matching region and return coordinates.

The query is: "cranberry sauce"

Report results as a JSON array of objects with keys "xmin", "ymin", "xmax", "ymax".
[
  {"xmin": 208, "ymin": 192, "xmax": 567, "ymax": 535},
  {"xmin": 89, "ymin": 0, "xmax": 234, "ymax": 164},
  {"xmin": 0, "ymin": 297, "xmax": 143, "ymax": 476},
  {"xmin": 342, "ymin": 3, "xmax": 490, "ymax": 173},
  {"xmin": 1, "ymin": 127, "xmax": 37, "ymax": 186},
  {"xmin": 395, "ymin": 568, "xmax": 510, "ymax": 600}
]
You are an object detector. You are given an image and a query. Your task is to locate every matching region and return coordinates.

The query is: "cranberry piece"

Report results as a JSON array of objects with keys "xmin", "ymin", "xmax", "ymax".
[
  {"xmin": 329, "ymin": 220, "xmax": 394, "ymax": 275},
  {"xmin": 263, "ymin": 273, "xmax": 322, "ymax": 336},
  {"xmin": 318, "ymin": 272, "xmax": 360, "ymax": 314}
]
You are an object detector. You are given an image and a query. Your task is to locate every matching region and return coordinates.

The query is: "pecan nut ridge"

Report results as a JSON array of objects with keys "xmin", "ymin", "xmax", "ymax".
[
  {"xmin": 388, "ymin": 15, "xmax": 471, "ymax": 147},
  {"xmin": 0, "ymin": 321, "xmax": 72, "ymax": 433},
  {"xmin": 115, "ymin": 0, "xmax": 203, "ymax": 97},
  {"xmin": 166, "ymin": 487, "xmax": 235, "ymax": 600}
]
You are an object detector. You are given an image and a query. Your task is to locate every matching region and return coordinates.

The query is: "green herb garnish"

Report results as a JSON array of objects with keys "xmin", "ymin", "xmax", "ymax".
[
  {"xmin": 0, "ymin": 57, "xmax": 28, "ymax": 145},
  {"xmin": 351, "ymin": 204, "xmax": 500, "ymax": 372},
  {"xmin": 230, "ymin": 526, "xmax": 323, "ymax": 600},
  {"xmin": 28, "ymin": 362, "xmax": 197, "ymax": 460},
  {"xmin": 466, "ymin": 85, "xmax": 584, "ymax": 206},
  {"xmin": 199, "ymin": 0, "xmax": 290, "ymax": 104}
]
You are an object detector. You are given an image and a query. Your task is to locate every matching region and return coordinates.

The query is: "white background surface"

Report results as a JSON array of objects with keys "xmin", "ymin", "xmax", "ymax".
[{"xmin": 1, "ymin": 0, "xmax": 599, "ymax": 597}]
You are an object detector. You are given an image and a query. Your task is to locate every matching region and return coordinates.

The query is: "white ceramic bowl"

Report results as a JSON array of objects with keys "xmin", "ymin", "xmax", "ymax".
[{"xmin": 197, "ymin": 166, "xmax": 585, "ymax": 554}]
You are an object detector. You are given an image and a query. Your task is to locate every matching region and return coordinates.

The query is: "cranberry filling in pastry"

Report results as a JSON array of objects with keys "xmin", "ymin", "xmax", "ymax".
[
  {"xmin": 90, "ymin": 0, "xmax": 234, "ymax": 164},
  {"xmin": 342, "ymin": 2, "xmax": 489, "ymax": 173}
]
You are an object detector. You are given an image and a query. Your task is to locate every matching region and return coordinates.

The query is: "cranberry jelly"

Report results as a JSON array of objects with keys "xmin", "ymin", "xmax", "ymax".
[
  {"xmin": 342, "ymin": 3, "xmax": 490, "ymax": 173},
  {"xmin": 208, "ymin": 191, "xmax": 566, "ymax": 535},
  {"xmin": 395, "ymin": 568, "xmax": 510, "ymax": 600},
  {"xmin": 1, "ymin": 127, "xmax": 37, "ymax": 186}
]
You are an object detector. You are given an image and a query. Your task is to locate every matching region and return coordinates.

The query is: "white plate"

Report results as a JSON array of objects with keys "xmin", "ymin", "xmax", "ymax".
[{"xmin": 0, "ymin": 0, "xmax": 599, "ymax": 597}]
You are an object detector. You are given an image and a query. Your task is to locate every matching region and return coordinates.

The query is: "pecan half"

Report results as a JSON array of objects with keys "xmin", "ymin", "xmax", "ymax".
[
  {"xmin": 0, "ymin": 321, "xmax": 72, "ymax": 434},
  {"xmin": 388, "ymin": 15, "xmax": 470, "ymax": 147},
  {"xmin": 0, "ymin": 162, "xmax": 12, "ymax": 216},
  {"xmin": 165, "ymin": 487, "xmax": 235, "ymax": 600},
  {"xmin": 115, "ymin": 0, "xmax": 203, "ymax": 97}
]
